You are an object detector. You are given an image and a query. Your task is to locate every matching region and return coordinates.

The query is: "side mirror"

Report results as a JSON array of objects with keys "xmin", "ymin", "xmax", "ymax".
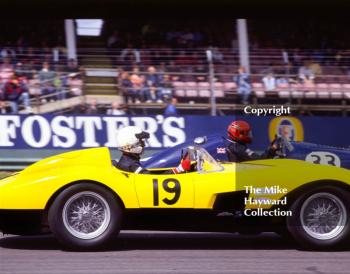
[{"xmin": 194, "ymin": 136, "xmax": 207, "ymax": 145}]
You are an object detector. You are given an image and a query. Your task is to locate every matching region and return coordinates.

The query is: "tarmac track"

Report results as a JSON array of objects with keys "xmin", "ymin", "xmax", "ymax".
[{"xmin": 0, "ymin": 231, "xmax": 349, "ymax": 274}]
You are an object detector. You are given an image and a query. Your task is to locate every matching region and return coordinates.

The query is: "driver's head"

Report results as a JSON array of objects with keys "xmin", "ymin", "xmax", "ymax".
[
  {"xmin": 116, "ymin": 126, "xmax": 150, "ymax": 155},
  {"xmin": 227, "ymin": 120, "xmax": 252, "ymax": 144}
]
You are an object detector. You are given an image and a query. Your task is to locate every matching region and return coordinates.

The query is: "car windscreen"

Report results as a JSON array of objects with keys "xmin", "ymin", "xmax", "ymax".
[{"xmin": 191, "ymin": 147, "xmax": 224, "ymax": 173}]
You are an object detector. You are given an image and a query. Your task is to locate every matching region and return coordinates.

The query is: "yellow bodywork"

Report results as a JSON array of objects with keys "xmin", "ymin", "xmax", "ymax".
[{"xmin": 0, "ymin": 147, "xmax": 350, "ymax": 211}]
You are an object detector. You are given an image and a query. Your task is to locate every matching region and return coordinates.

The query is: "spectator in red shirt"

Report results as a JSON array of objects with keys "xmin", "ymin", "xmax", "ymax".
[{"xmin": 2, "ymin": 75, "xmax": 31, "ymax": 113}]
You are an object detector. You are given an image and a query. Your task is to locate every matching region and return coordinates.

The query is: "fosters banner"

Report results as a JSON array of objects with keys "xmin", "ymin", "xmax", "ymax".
[{"xmin": 0, "ymin": 115, "xmax": 348, "ymax": 150}]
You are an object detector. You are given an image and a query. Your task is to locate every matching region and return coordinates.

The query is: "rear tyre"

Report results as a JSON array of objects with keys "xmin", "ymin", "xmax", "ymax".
[
  {"xmin": 287, "ymin": 185, "xmax": 350, "ymax": 250},
  {"xmin": 48, "ymin": 183, "xmax": 122, "ymax": 250}
]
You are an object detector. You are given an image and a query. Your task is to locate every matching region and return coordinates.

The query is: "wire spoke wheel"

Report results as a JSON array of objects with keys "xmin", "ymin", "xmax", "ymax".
[
  {"xmin": 63, "ymin": 191, "xmax": 111, "ymax": 240},
  {"xmin": 300, "ymin": 192, "xmax": 347, "ymax": 240}
]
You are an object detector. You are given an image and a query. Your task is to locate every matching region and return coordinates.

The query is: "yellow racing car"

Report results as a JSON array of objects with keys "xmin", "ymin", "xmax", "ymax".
[{"xmin": 0, "ymin": 143, "xmax": 350, "ymax": 250}]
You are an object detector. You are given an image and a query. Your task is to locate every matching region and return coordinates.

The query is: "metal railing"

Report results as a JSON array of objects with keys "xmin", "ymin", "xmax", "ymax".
[{"xmin": 2, "ymin": 46, "xmax": 350, "ymax": 69}]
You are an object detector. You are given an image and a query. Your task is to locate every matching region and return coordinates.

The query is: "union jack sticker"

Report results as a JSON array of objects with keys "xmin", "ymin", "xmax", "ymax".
[{"xmin": 217, "ymin": 147, "xmax": 226, "ymax": 154}]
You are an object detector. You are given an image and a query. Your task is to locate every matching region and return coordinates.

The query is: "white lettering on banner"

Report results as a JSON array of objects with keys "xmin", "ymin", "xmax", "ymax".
[
  {"xmin": 0, "ymin": 115, "xmax": 187, "ymax": 149},
  {"xmin": 21, "ymin": 116, "xmax": 51, "ymax": 148},
  {"xmin": 155, "ymin": 115, "xmax": 164, "ymax": 124},
  {"xmin": 52, "ymin": 116, "xmax": 77, "ymax": 148},
  {"xmin": 103, "ymin": 117, "xmax": 129, "ymax": 147},
  {"xmin": 0, "ymin": 115, "xmax": 20, "ymax": 146},
  {"xmin": 75, "ymin": 117, "xmax": 102, "ymax": 147},
  {"xmin": 162, "ymin": 117, "xmax": 185, "ymax": 147},
  {"xmin": 131, "ymin": 117, "xmax": 162, "ymax": 148}
]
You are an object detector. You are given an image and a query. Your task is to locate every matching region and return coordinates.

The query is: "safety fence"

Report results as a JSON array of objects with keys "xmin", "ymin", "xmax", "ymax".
[{"xmin": 2, "ymin": 46, "xmax": 350, "ymax": 73}]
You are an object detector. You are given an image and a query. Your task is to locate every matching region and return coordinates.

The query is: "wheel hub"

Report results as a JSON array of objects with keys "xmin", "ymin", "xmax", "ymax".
[
  {"xmin": 62, "ymin": 191, "xmax": 111, "ymax": 240},
  {"xmin": 300, "ymin": 192, "xmax": 347, "ymax": 240}
]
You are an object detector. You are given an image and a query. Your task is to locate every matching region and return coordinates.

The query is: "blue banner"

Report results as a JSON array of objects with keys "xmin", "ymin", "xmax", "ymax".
[{"xmin": 0, "ymin": 115, "xmax": 348, "ymax": 150}]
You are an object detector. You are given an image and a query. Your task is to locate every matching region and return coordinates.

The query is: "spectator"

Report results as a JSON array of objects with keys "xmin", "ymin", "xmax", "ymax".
[
  {"xmin": 130, "ymin": 67, "xmax": 143, "ymax": 103},
  {"xmin": 0, "ymin": 84, "xmax": 3, "ymax": 100},
  {"xmin": 119, "ymin": 71, "xmax": 133, "ymax": 103},
  {"xmin": 211, "ymin": 47, "xmax": 224, "ymax": 64},
  {"xmin": 335, "ymin": 51, "xmax": 342, "ymax": 66},
  {"xmin": 0, "ymin": 101, "xmax": 7, "ymax": 114},
  {"xmin": 21, "ymin": 60, "xmax": 35, "ymax": 79},
  {"xmin": 120, "ymin": 43, "xmax": 137, "ymax": 66},
  {"xmin": 298, "ymin": 60, "xmax": 315, "ymax": 84},
  {"xmin": 234, "ymin": 66, "xmax": 251, "ymax": 104},
  {"xmin": 14, "ymin": 62, "xmax": 26, "ymax": 78},
  {"xmin": 63, "ymin": 59, "xmax": 80, "ymax": 87},
  {"xmin": 165, "ymin": 60, "xmax": 181, "ymax": 81},
  {"xmin": 86, "ymin": 99, "xmax": 99, "ymax": 114},
  {"xmin": 276, "ymin": 76, "xmax": 289, "ymax": 85},
  {"xmin": 106, "ymin": 101, "xmax": 126, "ymax": 115},
  {"xmin": 291, "ymin": 48, "xmax": 302, "ymax": 67},
  {"xmin": 282, "ymin": 49, "xmax": 289, "ymax": 65},
  {"xmin": 16, "ymin": 35, "xmax": 27, "ymax": 54},
  {"xmin": 52, "ymin": 47, "xmax": 61, "ymax": 65},
  {"xmin": 0, "ymin": 48, "xmax": 16, "ymax": 62},
  {"xmin": 65, "ymin": 59, "xmax": 79, "ymax": 74},
  {"xmin": 312, "ymin": 49, "xmax": 325, "ymax": 65},
  {"xmin": 68, "ymin": 75, "xmax": 83, "ymax": 97},
  {"xmin": 284, "ymin": 61, "xmax": 296, "ymax": 76},
  {"xmin": 74, "ymin": 103, "xmax": 87, "ymax": 114},
  {"xmin": 194, "ymin": 65, "xmax": 207, "ymax": 81},
  {"xmin": 107, "ymin": 31, "xmax": 122, "ymax": 66},
  {"xmin": 157, "ymin": 62, "xmax": 167, "ymax": 82},
  {"xmin": 107, "ymin": 31, "xmax": 121, "ymax": 48},
  {"xmin": 54, "ymin": 74, "xmax": 66, "ymax": 100},
  {"xmin": 164, "ymin": 98, "xmax": 178, "ymax": 116},
  {"xmin": 39, "ymin": 62, "xmax": 56, "ymax": 101},
  {"xmin": 0, "ymin": 57, "xmax": 14, "ymax": 82},
  {"xmin": 28, "ymin": 76, "xmax": 42, "ymax": 103},
  {"xmin": 159, "ymin": 74, "xmax": 174, "ymax": 100},
  {"xmin": 3, "ymin": 75, "xmax": 31, "ymax": 113},
  {"xmin": 309, "ymin": 60, "xmax": 323, "ymax": 76},
  {"xmin": 262, "ymin": 73, "xmax": 276, "ymax": 91},
  {"xmin": 145, "ymin": 66, "xmax": 162, "ymax": 103}
]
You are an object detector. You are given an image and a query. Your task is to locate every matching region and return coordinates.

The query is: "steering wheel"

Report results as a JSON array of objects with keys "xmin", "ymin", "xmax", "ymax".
[{"xmin": 189, "ymin": 161, "xmax": 197, "ymax": 172}]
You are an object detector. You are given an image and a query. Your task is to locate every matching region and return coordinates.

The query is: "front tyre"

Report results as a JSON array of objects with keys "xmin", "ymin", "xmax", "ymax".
[
  {"xmin": 48, "ymin": 183, "xmax": 123, "ymax": 250},
  {"xmin": 287, "ymin": 185, "xmax": 350, "ymax": 250}
]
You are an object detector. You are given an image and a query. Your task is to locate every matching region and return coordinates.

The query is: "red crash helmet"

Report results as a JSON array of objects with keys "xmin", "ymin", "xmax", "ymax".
[{"xmin": 227, "ymin": 120, "xmax": 252, "ymax": 144}]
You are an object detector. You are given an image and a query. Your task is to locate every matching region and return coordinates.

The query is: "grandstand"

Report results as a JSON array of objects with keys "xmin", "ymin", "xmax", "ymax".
[{"xmin": 1, "ymin": 19, "xmax": 350, "ymax": 116}]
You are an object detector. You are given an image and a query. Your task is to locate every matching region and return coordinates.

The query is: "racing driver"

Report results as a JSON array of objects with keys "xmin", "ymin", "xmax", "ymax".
[
  {"xmin": 226, "ymin": 120, "xmax": 278, "ymax": 162},
  {"xmin": 114, "ymin": 126, "xmax": 191, "ymax": 174}
]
